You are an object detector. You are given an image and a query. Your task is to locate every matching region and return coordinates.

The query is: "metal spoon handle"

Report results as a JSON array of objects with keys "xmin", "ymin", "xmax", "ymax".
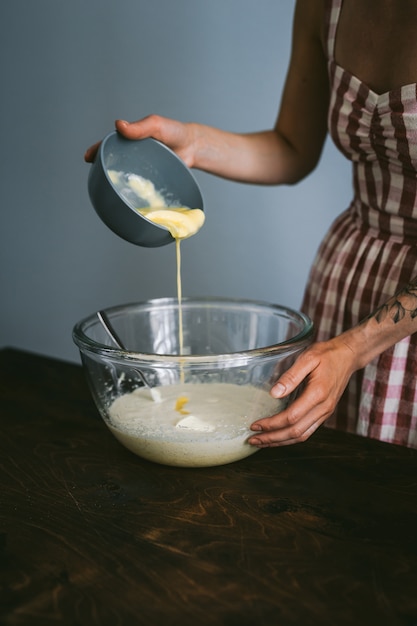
[
  {"xmin": 97, "ymin": 310, "xmax": 126, "ymax": 350},
  {"xmin": 96, "ymin": 311, "xmax": 161, "ymax": 402}
]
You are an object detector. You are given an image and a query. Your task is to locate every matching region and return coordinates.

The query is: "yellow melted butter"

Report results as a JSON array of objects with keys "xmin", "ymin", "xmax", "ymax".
[
  {"xmin": 138, "ymin": 205, "xmax": 205, "ymax": 390},
  {"xmin": 139, "ymin": 207, "xmax": 205, "ymax": 240},
  {"xmin": 175, "ymin": 395, "xmax": 190, "ymax": 415}
]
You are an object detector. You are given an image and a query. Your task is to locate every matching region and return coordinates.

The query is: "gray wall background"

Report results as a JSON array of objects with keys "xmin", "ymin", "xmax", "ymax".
[{"xmin": 0, "ymin": 0, "xmax": 351, "ymax": 364}]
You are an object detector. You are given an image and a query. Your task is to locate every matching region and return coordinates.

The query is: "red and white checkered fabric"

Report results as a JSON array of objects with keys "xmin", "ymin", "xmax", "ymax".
[{"xmin": 302, "ymin": 0, "xmax": 417, "ymax": 447}]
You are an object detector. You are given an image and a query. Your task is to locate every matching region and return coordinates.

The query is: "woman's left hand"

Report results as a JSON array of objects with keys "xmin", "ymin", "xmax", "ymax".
[{"xmin": 249, "ymin": 336, "xmax": 358, "ymax": 447}]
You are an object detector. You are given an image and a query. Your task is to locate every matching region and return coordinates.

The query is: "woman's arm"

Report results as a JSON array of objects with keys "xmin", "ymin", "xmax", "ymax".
[
  {"xmin": 85, "ymin": 0, "xmax": 329, "ymax": 186},
  {"xmin": 249, "ymin": 276, "xmax": 417, "ymax": 447}
]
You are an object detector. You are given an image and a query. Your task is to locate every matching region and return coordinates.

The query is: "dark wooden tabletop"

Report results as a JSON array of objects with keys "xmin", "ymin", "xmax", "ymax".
[{"xmin": 1, "ymin": 347, "xmax": 417, "ymax": 626}]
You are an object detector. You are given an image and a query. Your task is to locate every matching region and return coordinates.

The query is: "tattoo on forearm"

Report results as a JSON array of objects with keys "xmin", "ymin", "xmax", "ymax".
[{"xmin": 364, "ymin": 276, "xmax": 417, "ymax": 325}]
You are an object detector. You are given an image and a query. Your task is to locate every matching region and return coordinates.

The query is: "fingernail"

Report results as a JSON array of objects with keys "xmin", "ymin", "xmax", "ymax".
[
  {"xmin": 271, "ymin": 382, "xmax": 286, "ymax": 398},
  {"xmin": 248, "ymin": 437, "xmax": 269, "ymax": 448},
  {"xmin": 250, "ymin": 424, "xmax": 262, "ymax": 432}
]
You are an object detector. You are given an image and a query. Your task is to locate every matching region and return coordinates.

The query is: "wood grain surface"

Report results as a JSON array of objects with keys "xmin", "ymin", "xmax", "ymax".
[{"xmin": 1, "ymin": 348, "xmax": 417, "ymax": 626}]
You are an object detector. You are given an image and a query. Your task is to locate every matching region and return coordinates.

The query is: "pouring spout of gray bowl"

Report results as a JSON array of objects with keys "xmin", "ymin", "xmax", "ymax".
[{"xmin": 87, "ymin": 131, "xmax": 204, "ymax": 248}]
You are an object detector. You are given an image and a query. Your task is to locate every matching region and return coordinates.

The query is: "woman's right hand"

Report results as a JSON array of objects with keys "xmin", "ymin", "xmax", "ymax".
[{"xmin": 84, "ymin": 115, "xmax": 196, "ymax": 165}]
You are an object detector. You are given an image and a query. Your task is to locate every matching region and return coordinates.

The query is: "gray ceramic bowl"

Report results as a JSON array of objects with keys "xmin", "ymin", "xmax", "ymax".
[{"xmin": 88, "ymin": 131, "xmax": 204, "ymax": 247}]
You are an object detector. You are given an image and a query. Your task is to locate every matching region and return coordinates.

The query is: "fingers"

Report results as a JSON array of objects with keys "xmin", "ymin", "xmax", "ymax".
[
  {"xmin": 84, "ymin": 115, "xmax": 195, "ymax": 167},
  {"xmin": 115, "ymin": 115, "xmax": 183, "ymax": 146},
  {"xmin": 84, "ymin": 141, "xmax": 101, "ymax": 163},
  {"xmin": 248, "ymin": 340, "xmax": 355, "ymax": 447},
  {"xmin": 115, "ymin": 116, "xmax": 161, "ymax": 140},
  {"xmin": 248, "ymin": 394, "xmax": 332, "ymax": 448},
  {"xmin": 116, "ymin": 116, "xmax": 195, "ymax": 167},
  {"xmin": 84, "ymin": 115, "xmax": 168, "ymax": 163},
  {"xmin": 248, "ymin": 351, "xmax": 321, "ymax": 447},
  {"xmin": 270, "ymin": 349, "xmax": 318, "ymax": 399}
]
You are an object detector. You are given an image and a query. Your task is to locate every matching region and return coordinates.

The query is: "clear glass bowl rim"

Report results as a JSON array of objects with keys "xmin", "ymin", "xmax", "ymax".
[{"xmin": 72, "ymin": 296, "xmax": 314, "ymax": 365}]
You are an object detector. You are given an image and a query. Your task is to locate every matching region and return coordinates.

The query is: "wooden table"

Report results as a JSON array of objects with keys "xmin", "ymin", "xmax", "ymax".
[{"xmin": 1, "ymin": 348, "xmax": 417, "ymax": 626}]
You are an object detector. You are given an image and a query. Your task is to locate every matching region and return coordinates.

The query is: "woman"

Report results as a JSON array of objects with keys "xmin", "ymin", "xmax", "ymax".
[{"xmin": 85, "ymin": 0, "xmax": 417, "ymax": 448}]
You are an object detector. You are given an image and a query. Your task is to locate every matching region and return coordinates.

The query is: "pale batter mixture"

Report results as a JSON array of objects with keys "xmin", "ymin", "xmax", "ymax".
[{"xmin": 107, "ymin": 382, "xmax": 284, "ymax": 467}]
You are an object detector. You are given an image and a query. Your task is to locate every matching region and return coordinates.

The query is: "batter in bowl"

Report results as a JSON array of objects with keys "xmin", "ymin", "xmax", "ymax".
[{"xmin": 108, "ymin": 382, "xmax": 283, "ymax": 467}]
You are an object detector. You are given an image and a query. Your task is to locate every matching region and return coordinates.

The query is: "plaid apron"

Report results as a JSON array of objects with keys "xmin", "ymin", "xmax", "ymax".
[{"xmin": 302, "ymin": 0, "xmax": 417, "ymax": 447}]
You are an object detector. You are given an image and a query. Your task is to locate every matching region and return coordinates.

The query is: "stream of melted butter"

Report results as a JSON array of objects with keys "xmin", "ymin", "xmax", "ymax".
[
  {"xmin": 107, "ymin": 169, "xmax": 205, "ymax": 397},
  {"xmin": 138, "ymin": 207, "xmax": 205, "ymax": 382}
]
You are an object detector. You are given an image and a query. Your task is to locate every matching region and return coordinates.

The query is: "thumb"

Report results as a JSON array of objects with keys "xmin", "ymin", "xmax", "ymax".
[{"xmin": 271, "ymin": 351, "xmax": 316, "ymax": 398}]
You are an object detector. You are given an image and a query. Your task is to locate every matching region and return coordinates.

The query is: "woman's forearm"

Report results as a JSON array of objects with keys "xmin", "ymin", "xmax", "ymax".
[
  {"xmin": 341, "ymin": 276, "xmax": 417, "ymax": 371},
  {"xmin": 188, "ymin": 124, "xmax": 317, "ymax": 185}
]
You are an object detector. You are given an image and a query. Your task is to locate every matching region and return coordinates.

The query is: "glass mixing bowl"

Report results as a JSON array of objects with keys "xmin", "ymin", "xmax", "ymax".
[{"xmin": 72, "ymin": 297, "xmax": 313, "ymax": 468}]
